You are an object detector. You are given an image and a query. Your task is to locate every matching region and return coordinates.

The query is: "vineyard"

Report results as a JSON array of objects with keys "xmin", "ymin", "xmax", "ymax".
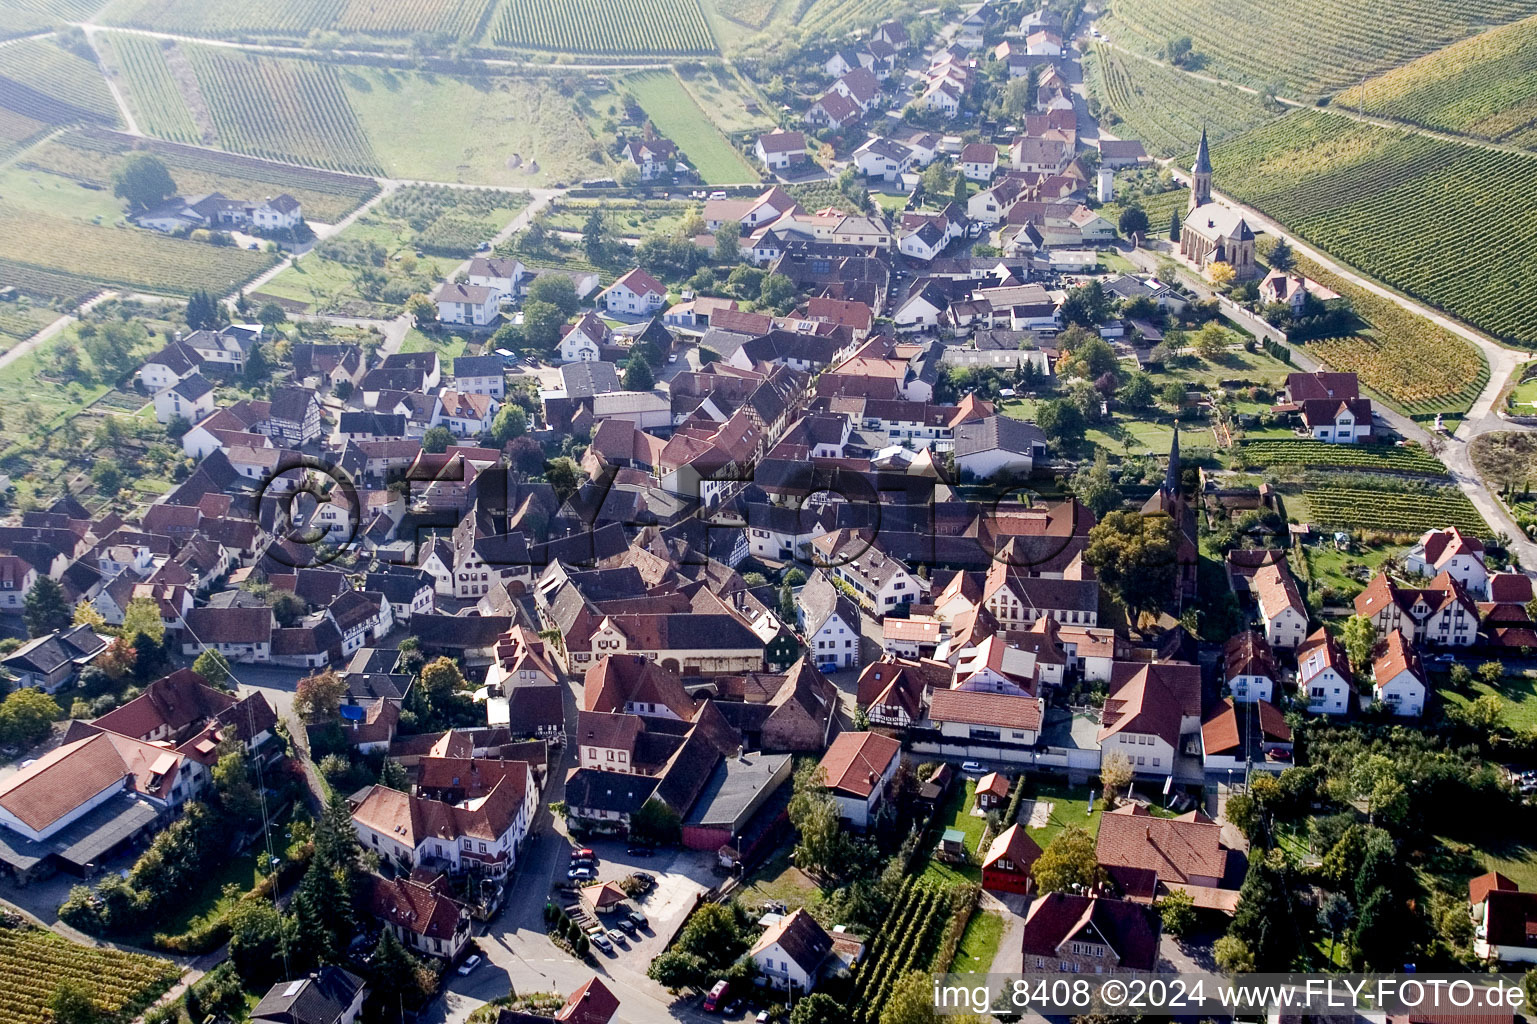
[
  {"xmin": 710, "ymin": 0, "xmax": 778, "ymax": 28},
  {"xmin": 492, "ymin": 0, "xmax": 717, "ymax": 53},
  {"xmin": 98, "ymin": 32, "xmax": 201, "ymax": 145},
  {"xmin": 1085, "ymin": 44, "xmax": 1278, "ymax": 157},
  {"xmin": 1335, "ymin": 14, "xmax": 1537, "ymax": 150},
  {"xmin": 335, "ymin": 0, "xmax": 496, "ymax": 36},
  {"xmin": 0, "ymin": 203, "xmax": 278, "ymax": 297},
  {"xmin": 0, "ymin": 37, "xmax": 121, "ymax": 128},
  {"xmin": 23, "ymin": 128, "xmax": 380, "ymax": 223},
  {"xmin": 1213, "ymin": 109, "xmax": 1537, "ymax": 347},
  {"xmin": 1303, "ymin": 485, "xmax": 1489, "ymax": 535},
  {"xmin": 624, "ymin": 72, "xmax": 756, "ymax": 184},
  {"xmin": 1100, "ymin": 0, "xmax": 1537, "ymax": 98},
  {"xmin": 0, "ymin": 302, "xmax": 58, "ymax": 346},
  {"xmin": 0, "ymin": 106, "xmax": 49, "ymax": 160},
  {"xmin": 0, "ymin": 922, "xmax": 181, "ymax": 1023},
  {"xmin": 102, "ymin": 0, "xmax": 343, "ymax": 37},
  {"xmin": 793, "ymin": 0, "xmax": 913, "ymax": 36},
  {"xmin": 0, "ymin": 257, "xmax": 101, "ymax": 304},
  {"xmin": 182, "ymin": 47, "xmax": 383, "ymax": 175},
  {"xmin": 0, "ymin": 0, "xmax": 101, "ymax": 39},
  {"xmin": 1101, "ymin": 184, "xmax": 1186, "ymax": 236},
  {"xmin": 1239, "ymin": 439, "xmax": 1449, "ymax": 474},
  {"xmin": 850, "ymin": 879, "xmax": 962, "ymax": 1024}
]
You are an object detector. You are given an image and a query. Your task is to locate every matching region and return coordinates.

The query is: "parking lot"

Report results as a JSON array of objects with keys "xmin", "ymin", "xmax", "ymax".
[{"xmin": 559, "ymin": 839, "xmax": 722, "ymax": 961}]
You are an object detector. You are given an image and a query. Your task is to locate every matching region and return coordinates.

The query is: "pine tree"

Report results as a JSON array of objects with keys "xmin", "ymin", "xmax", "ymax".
[
  {"xmin": 1168, "ymin": 210, "xmax": 1182, "ymax": 241},
  {"xmin": 23, "ymin": 575, "xmax": 71, "ymax": 637}
]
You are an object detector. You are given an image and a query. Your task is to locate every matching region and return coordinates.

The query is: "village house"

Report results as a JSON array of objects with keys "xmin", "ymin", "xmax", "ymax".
[
  {"xmin": 817, "ymin": 730, "xmax": 901, "ymax": 828},
  {"xmin": 1297, "ymin": 628, "xmax": 1353, "ymax": 715},
  {"xmin": 366, "ymin": 875, "xmax": 471, "ymax": 960},
  {"xmin": 749, "ymin": 907, "xmax": 835, "ymax": 993},
  {"xmin": 466, "ymin": 256, "xmax": 526, "ymax": 304},
  {"xmin": 1096, "ymin": 804, "xmax": 1240, "ymax": 911},
  {"xmin": 434, "ymin": 283, "xmax": 500, "ymax": 328},
  {"xmin": 1372, "ymin": 629, "xmax": 1427, "ymax": 716},
  {"xmin": 1019, "ymin": 893, "xmax": 1161, "ymax": 972},
  {"xmin": 982, "ymin": 823, "xmax": 1043, "ymax": 895},
  {"xmin": 798, "ymin": 571, "xmax": 862, "ymax": 672},
  {"xmin": 622, "ymin": 136, "xmax": 679, "ymax": 181},
  {"xmin": 1223, "ymin": 630, "xmax": 1278, "ymax": 703},
  {"xmin": 1354, "ymin": 570, "xmax": 1479, "ymax": 646},
  {"xmin": 1201, "ymin": 697, "xmax": 1294, "ymax": 775},
  {"xmin": 1406, "ymin": 526, "xmax": 1488, "ymax": 595},
  {"xmin": 152, "ymin": 373, "xmax": 215, "ymax": 426},
  {"xmin": 602, "ymin": 268, "xmax": 668, "ymax": 317},
  {"xmin": 755, "ymin": 130, "xmax": 808, "ymax": 172}
]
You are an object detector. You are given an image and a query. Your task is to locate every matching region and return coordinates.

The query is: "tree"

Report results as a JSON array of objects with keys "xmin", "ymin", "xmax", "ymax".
[
  {"xmin": 1057, "ymin": 281, "xmax": 1110, "ymax": 329},
  {"xmin": 379, "ymin": 757, "xmax": 411, "ymax": 791},
  {"xmin": 405, "ymin": 293, "xmax": 438, "ymax": 330},
  {"xmin": 673, "ymin": 902, "xmax": 749, "ymax": 971},
  {"xmin": 1168, "ymin": 210, "xmax": 1182, "ymax": 242},
  {"xmin": 1003, "ymin": 77, "xmax": 1032, "ymax": 119},
  {"xmin": 1213, "ymin": 935, "xmax": 1255, "ymax": 973},
  {"xmin": 1478, "ymin": 660, "xmax": 1505, "ymax": 686},
  {"xmin": 545, "ymin": 457, "xmax": 582, "ymax": 502},
  {"xmin": 1036, "ymin": 398, "xmax": 1086, "ymax": 448},
  {"xmin": 184, "ymin": 290, "xmax": 222, "ymax": 331},
  {"xmin": 1268, "ymin": 238, "xmax": 1295, "ymax": 272},
  {"xmin": 111, "ymin": 153, "xmax": 176, "ymax": 212},
  {"xmin": 0, "ymin": 687, "xmax": 63, "ymax": 746},
  {"xmin": 72, "ymin": 600, "xmax": 107, "ymax": 631},
  {"xmin": 91, "ymin": 459, "xmax": 123, "ymax": 497},
  {"xmin": 368, "ymin": 924, "xmax": 430, "ymax": 1010},
  {"xmin": 243, "ymin": 342, "xmax": 271, "ymax": 386},
  {"xmin": 226, "ymin": 894, "xmax": 295, "ymax": 990},
  {"xmin": 1160, "ymin": 887, "xmax": 1196, "ymax": 935},
  {"xmin": 1224, "ymin": 792, "xmax": 1260, "ymax": 839},
  {"xmin": 1460, "ymin": 693, "xmax": 1505, "ymax": 732},
  {"xmin": 48, "ymin": 981, "xmax": 99, "ymax": 1024},
  {"xmin": 121, "ymin": 597, "xmax": 166, "ymax": 644},
  {"xmin": 420, "ymin": 656, "xmax": 467, "ymax": 705},
  {"xmin": 526, "ymin": 274, "xmax": 580, "ymax": 317},
  {"xmin": 193, "ymin": 649, "xmax": 232, "ymax": 689},
  {"xmin": 1318, "ymin": 892, "xmax": 1354, "ymax": 962},
  {"xmin": 1118, "ymin": 205, "xmax": 1149, "ymax": 240},
  {"xmin": 1161, "ymin": 379, "xmax": 1189, "ymax": 407},
  {"xmin": 1099, "ymin": 751, "xmax": 1133, "ymax": 804},
  {"xmin": 522, "ymin": 299, "xmax": 566, "ymax": 349},
  {"xmin": 759, "ymin": 273, "xmax": 794, "ymax": 311},
  {"xmin": 214, "ymin": 736, "xmax": 261, "ymax": 826},
  {"xmin": 631, "ymin": 797, "xmax": 681, "ymax": 845},
  {"xmin": 952, "ymin": 173, "xmax": 968, "ymax": 207},
  {"xmin": 294, "ymin": 669, "xmax": 346, "ymax": 721},
  {"xmin": 1058, "ymin": 337, "xmax": 1119, "ymax": 381},
  {"xmin": 788, "ymin": 762, "xmax": 855, "ymax": 879},
  {"xmin": 1071, "ymin": 452, "xmax": 1123, "ymax": 518},
  {"xmin": 715, "ymin": 220, "xmax": 741, "ymax": 264},
  {"xmin": 582, "ymin": 208, "xmax": 605, "ymax": 263},
  {"xmin": 791, "ymin": 991, "xmax": 844, "ymax": 1024},
  {"xmin": 270, "ymin": 590, "xmax": 306, "ymax": 628},
  {"xmin": 1342, "ymin": 615, "xmax": 1375, "ymax": 673},
  {"xmin": 1165, "ymin": 35, "xmax": 1193, "ymax": 66},
  {"xmin": 1031, "ymin": 826, "xmax": 1105, "ymax": 894},
  {"xmin": 1208, "ymin": 261, "xmax": 1236, "ymax": 287},
  {"xmin": 23, "ymin": 576, "xmax": 71, "ymax": 637},
  {"xmin": 490, "ymin": 404, "xmax": 528, "ymax": 445},
  {"xmin": 1191, "ymin": 323, "xmax": 1231, "ymax": 360},
  {"xmin": 422, "ymin": 425, "xmax": 453, "ymax": 453},
  {"xmin": 623, "ymin": 354, "xmax": 655, "ymax": 392},
  {"xmin": 1229, "ymin": 849, "xmax": 1304, "ymax": 970},
  {"xmin": 1084, "ymin": 510, "xmax": 1182, "ymax": 623},
  {"xmin": 882, "ymin": 970, "xmax": 941, "ymax": 1024},
  {"xmin": 257, "ymin": 302, "xmax": 289, "ymax": 328},
  {"xmin": 1119, "ymin": 372, "xmax": 1156, "ymax": 409},
  {"xmin": 648, "ymin": 949, "xmax": 707, "ymax": 990}
]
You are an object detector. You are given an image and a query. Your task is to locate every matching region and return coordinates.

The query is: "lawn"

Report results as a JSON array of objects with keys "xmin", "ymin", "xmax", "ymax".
[
  {"xmin": 1018, "ymin": 780, "xmax": 1103, "ymax": 849},
  {"xmin": 622, "ymin": 71, "xmax": 758, "ymax": 185},
  {"xmin": 1438, "ymin": 670, "xmax": 1537, "ymax": 731},
  {"xmin": 543, "ymin": 199, "xmax": 697, "ymax": 239},
  {"xmin": 1001, "ymin": 396, "xmax": 1216, "ymax": 459},
  {"xmin": 341, "ymin": 67, "xmax": 606, "ymax": 187},
  {"xmin": 920, "ymin": 777, "xmax": 987, "ymax": 884},
  {"xmin": 951, "ymin": 908, "xmax": 1004, "ymax": 975},
  {"xmin": 737, "ymin": 844, "xmax": 826, "ymax": 914},
  {"xmin": 1294, "ymin": 541, "xmax": 1403, "ymax": 597},
  {"xmin": 674, "ymin": 62, "xmax": 775, "ymax": 136},
  {"xmin": 401, "ymin": 327, "xmax": 470, "ymax": 369}
]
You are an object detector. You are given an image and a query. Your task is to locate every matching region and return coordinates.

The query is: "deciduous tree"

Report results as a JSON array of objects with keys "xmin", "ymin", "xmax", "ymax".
[
  {"xmin": 112, "ymin": 153, "xmax": 176, "ymax": 213},
  {"xmin": 1031, "ymin": 825, "xmax": 1105, "ymax": 894},
  {"xmin": 294, "ymin": 669, "xmax": 346, "ymax": 721},
  {"xmin": 1084, "ymin": 510, "xmax": 1181, "ymax": 623}
]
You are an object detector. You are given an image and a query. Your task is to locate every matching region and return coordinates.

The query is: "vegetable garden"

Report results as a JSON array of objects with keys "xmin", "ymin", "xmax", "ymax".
[
  {"xmin": 0, "ymin": 921, "xmax": 180, "ymax": 1024},
  {"xmin": 1215, "ymin": 110, "xmax": 1537, "ymax": 347},
  {"xmin": 492, "ymin": 0, "xmax": 717, "ymax": 54},
  {"xmin": 1335, "ymin": 14, "xmax": 1537, "ymax": 150},
  {"xmin": 1303, "ymin": 485, "xmax": 1488, "ymax": 535},
  {"xmin": 182, "ymin": 47, "xmax": 384, "ymax": 175},
  {"xmin": 1100, "ymin": 0, "xmax": 1537, "ymax": 98},
  {"xmin": 1085, "ymin": 43, "xmax": 1278, "ymax": 157},
  {"xmin": 1239, "ymin": 439, "xmax": 1449, "ymax": 475},
  {"xmin": 0, "ymin": 37, "xmax": 121, "ymax": 128}
]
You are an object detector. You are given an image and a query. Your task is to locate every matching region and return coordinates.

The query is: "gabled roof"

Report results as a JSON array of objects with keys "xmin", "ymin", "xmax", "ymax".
[
  {"xmin": 818, "ymin": 730, "xmax": 900, "ymax": 798},
  {"xmin": 983, "ymin": 822, "xmax": 1042, "ymax": 873},
  {"xmin": 1222, "ymin": 630, "xmax": 1277, "ymax": 682},
  {"xmin": 750, "ymin": 907, "xmax": 833, "ymax": 975},
  {"xmin": 367, "ymin": 874, "xmax": 465, "ymax": 940},
  {"xmin": 929, "ymin": 688, "xmax": 1041, "ymax": 732},
  {"xmin": 1019, "ymin": 892, "xmax": 1160, "ymax": 970},
  {"xmin": 610, "ymin": 267, "xmax": 666, "ymax": 299}
]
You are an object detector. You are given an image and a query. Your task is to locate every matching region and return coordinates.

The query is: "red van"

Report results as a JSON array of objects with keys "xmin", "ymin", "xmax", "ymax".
[{"xmin": 703, "ymin": 980, "xmax": 730, "ymax": 1012}]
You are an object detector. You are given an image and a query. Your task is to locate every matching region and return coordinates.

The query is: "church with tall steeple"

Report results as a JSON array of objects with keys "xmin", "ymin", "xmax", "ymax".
[
  {"xmin": 1178, "ymin": 127, "xmax": 1257, "ymax": 280},
  {"xmin": 1141, "ymin": 425, "xmax": 1199, "ymax": 607}
]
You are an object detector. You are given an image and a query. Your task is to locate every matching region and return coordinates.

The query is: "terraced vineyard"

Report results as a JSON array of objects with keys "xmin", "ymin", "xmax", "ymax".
[
  {"xmin": 1336, "ymin": 14, "xmax": 1537, "ymax": 150},
  {"xmin": 1214, "ymin": 110, "xmax": 1537, "ymax": 347},
  {"xmin": 1303, "ymin": 485, "xmax": 1488, "ymax": 535},
  {"xmin": 0, "ymin": 924, "xmax": 180, "ymax": 1024},
  {"xmin": 98, "ymin": 32, "xmax": 201, "ymax": 144},
  {"xmin": 0, "ymin": 37, "xmax": 121, "ymax": 128},
  {"xmin": 0, "ymin": 203, "xmax": 279, "ymax": 296},
  {"xmin": 1240, "ymin": 439, "xmax": 1448, "ymax": 474},
  {"xmin": 1085, "ymin": 44, "xmax": 1278, "ymax": 157},
  {"xmin": 492, "ymin": 0, "xmax": 716, "ymax": 53},
  {"xmin": 22, "ymin": 128, "xmax": 380, "ymax": 223},
  {"xmin": 336, "ymin": 0, "xmax": 496, "ymax": 35},
  {"xmin": 1100, "ymin": 0, "xmax": 1537, "ymax": 98},
  {"xmin": 182, "ymin": 47, "xmax": 383, "ymax": 175}
]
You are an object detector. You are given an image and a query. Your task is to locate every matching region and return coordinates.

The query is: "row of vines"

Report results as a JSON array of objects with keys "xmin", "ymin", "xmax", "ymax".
[{"xmin": 492, "ymin": 0, "xmax": 717, "ymax": 53}]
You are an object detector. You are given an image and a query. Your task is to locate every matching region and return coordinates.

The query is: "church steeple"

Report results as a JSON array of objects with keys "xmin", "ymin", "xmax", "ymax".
[
  {"xmin": 1189, "ymin": 127, "xmax": 1212, "ymax": 212},
  {"xmin": 1163, "ymin": 422, "xmax": 1181, "ymax": 497}
]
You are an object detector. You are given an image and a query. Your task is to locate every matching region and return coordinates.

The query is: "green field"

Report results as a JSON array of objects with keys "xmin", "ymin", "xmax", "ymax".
[
  {"xmin": 0, "ymin": 301, "xmax": 59, "ymax": 347},
  {"xmin": 1301, "ymin": 484, "xmax": 1489, "ymax": 535},
  {"xmin": 1238, "ymin": 439, "xmax": 1449, "ymax": 474},
  {"xmin": 1440, "ymin": 671, "xmax": 1537, "ymax": 731},
  {"xmin": 15, "ymin": 127, "xmax": 380, "ymax": 223},
  {"xmin": 1086, "ymin": 44, "xmax": 1279, "ymax": 157},
  {"xmin": 491, "ymin": 0, "xmax": 717, "ymax": 53},
  {"xmin": 0, "ymin": 924, "xmax": 180, "ymax": 1024},
  {"xmin": 623, "ymin": 71, "xmax": 757, "ymax": 184},
  {"xmin": 0, "ymin": 36, "xmax": 121, "ymax": 129},
  {"xmin": 1100, "ymin": 0, "xmax": 1537, "ymax": 98},
  {"xmin": 1214, "ymin": 109, "xmax": 1537, "ymax": 347},
  {"xmin": 1336, "ymin": 14, "xmax": 1537, "ymax": 149},
  {"xmin": 920, "ymin": 778, "xmax": 986, "ymax": 884},
  {"xmin": 674, "ymin": 61, "xmax": 776, "ymax": 135},
  {"xmin": 101, "ymin": 0, "xmax": 495, "ymax": 40}
]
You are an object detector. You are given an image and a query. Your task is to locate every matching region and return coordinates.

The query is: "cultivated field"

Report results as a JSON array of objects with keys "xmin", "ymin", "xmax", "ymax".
[
  {"xmin": 0, "ymin": 106, "xmax": 50, "ymax": 160},
  {"xmin": 0, "ymin": 37, "xmax": 121, "ymax": 129},
  {"xmin": 181, "ymin": 47, "xmax": 384, "ymax": 175},
  {"xmin": 1302, "ymin": 484, "xmax": 1488, "ymax": 535},
  {"xmin": 20, "ymin": 128, "xmax": 380, "ymax": 223},
  {"xmin": 1335, "ymin": 14, "xmax": 1537, "ymax": 150},
  {"xmin": 0, "ymin": 0, "xmax": 102, "ymax": 39},
  {"xmin": 1214, "ymin": 110, "xmax": 1537, "ymax": 347},
  {"xmin": 1239, "ymin": 439, "xmax": 1449, "ymax": 474},
  {"xmin": 491, "ymin": 0, "xmax": 717, "ymax": 54},
  {"xmin": 97, "ymin": 32, "xmax": 204, "ymax": 145},
  {"xmin": 0, "ymin": 203, "xmax": 279, "ymax": 296},
  {"xmin": 1085, "ymin": 44, "xmax": 1278, "ymax": 157},
  {"xmin": 624, "ymin": 71, "xmax": 757, "ymax": 183},
  {"xmin": 0, "ymin": 923, "xmax": 181, "ymax": 1024},
  {"xmin": 102, "ymin": 0, "xmax": 495, "ymax": 40},
  {"xmin": 1099, "ymin": 0, "xmax": 1537, "ymax": 98},
  {"xmin": 794, "ymin": 0, "xmax": 912, "ymax": 38}
]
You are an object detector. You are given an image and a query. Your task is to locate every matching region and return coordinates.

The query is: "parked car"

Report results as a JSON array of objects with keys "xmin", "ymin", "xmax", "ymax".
[
  {"xmin": 571, "ymin": 848, "xmax": 595, "ymax": 861},
  {"xmin": 615, "ymin": 916, "xmax": 637, "ymax": 935},
  {"xmin": 757, "ymin": 1012, "xmax": 771, "ymax": 1024},
  {"xmin": 961, "ymin": 760, "xmax": 984, "ymax": 774},
  {"xmin": 568, "ymin": 867, "xmax": 593, "ymax": 880},
  {"xmin": 590, "ymin": 932, "xmax": 612, "ymax": 951},
  {"xmin": 724, "ymin": 1001, "xmax": 743, "ymax": 1016},
  {"xmin": 628, "ymin": 910, "xmax": 649, "ymax": 928},
  {"xmin": 606, "ymin": 929, "xmax": 628, "ymax": 946},
  {"xmin": 626, "ymin": 845, "xmax": 653, "ymax": 857},
  {"xmin": 456, "ymin": 955, "xmax": 482, "ymax": 976},
  {"xmin": 703, "ymin": 981, "xmax": 730, "ymax": 1012}
]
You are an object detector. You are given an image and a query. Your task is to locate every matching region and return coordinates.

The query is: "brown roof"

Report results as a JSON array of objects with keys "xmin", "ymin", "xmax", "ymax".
[
  {"xmin": 1469, "ymin": 870, "xmax": 1518, "ymax": 907},
  {"xmin": 1285, "ymin": 371, "xmax": 1359, "ymax": 403},
  {"xmin": 818, "ymin": 731, "xmax": 900, "ymax": 798},
  {"xmin": 576, "ymin": 710, "xmax": 642, "ymax": 752},
  {"xmin": 749, "ymin": 907, "xmax": 833, "ymax": 974},
  {"xmin": 1019, "ymin": 893, "xmax": 1160, "ymax": 970},
  {"xmin": 90, "ymin": 668, "xmax": 236, "ymax": 741},
  {"xmin": 1099, "ymin": 661, "xmax": 1201, "ymax": 745},
  {"xmin": 1481, "ymin": 888, "xmax": 1537, "ymax": 950},
  {"xmin": 184, "ymin": 605, "xmax": 274, "ymax": 644},
  {"xmin": 976, "ymin": 771, "xmax": 1010, "ymax": 799},
  {"xmin": 1222, "ymin": 631, "xmax": 1277, "ymax": 683},
  {"xmin": 1372, "ymin": 628, "xmax": 1424, "ymax": 686},
  {"xmin": 929, "ymin": 688, "xmax": 1042, "ymax": 732},
  {"xmin": 0, "ymin": 730, "xmax": 182, "ymax": 830},
  {"xmin": 1298, "ymin": 627, "xmax": 1352, "ymax": 686},
  {"xmin": 1200, "ymin": 698, "xmax": 1291, "ymax": 756},
  {"xmin": 1096, "ymin": 804, "xmax": 1229, "ymax": 902},
  {"xmin": 368, "ymin": 874, "xmax": 466, "ymax": 940},
  {"xmin": 557, "ymin": 978, "xmax": 621, "ymax": 1024},
  {"xmin": 982, "ymin": 822, "xmax": 1042, "ymax": 873},
  {"xmin": 583, "ymin": 655, "xmax": 696, "ymax": 718}
]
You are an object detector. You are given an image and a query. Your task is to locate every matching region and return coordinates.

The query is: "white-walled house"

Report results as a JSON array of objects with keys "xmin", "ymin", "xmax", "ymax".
[
  {"xmin": 559, "ymin": 314, "xmax": 608, "ymax": 363},
  {"xmin": 1372, "ymin": 630, "xmax": 1426, "ymax": 717},
  {"xmin": 602, "ymin": 268, "xmax": 667, "ymax": 316},
  {"xmin": 798, "ymin": 571, "xmax": 862, "ymax": 671},
  {"xmin": 152, "ymin": 373, "xmax": 216, "ymax": 425},
  {"xmin": 1253, "ymin": 563, "xmax": 1308, "ymax": 649},
  {"xmin": 1406, "ymin": 527, "xmax": 1487, "ymax": 595},
  {"xmin": 1297, "ymin": 628, "xmax": 1352, "ymax": 715},
  {"xmin": 1223, "ymin": 631, "xmax": 1277, "ymax": 703},
  {"xmin": 434, "ymin": 283, "xmax": 499, "ymax": 327},
  {"xmin": 467, "ymin": 257, "xmax": 526, "ymax": 303},
  {"xmin": 1300, "ymin": 398, "xmax": 1372, "ymax": 442},
  {"xmin": 818, "ymin": 731, "xmax": 900, "ymax": 828},
  {"xmin": 750, "ymin": 909, "xmax": 833, "ymax": 993}
]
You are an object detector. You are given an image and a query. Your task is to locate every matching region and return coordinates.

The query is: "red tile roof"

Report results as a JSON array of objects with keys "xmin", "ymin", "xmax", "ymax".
[{"xmin": 818, "ymin": 731, "xmax": 900, "ymax": 798}]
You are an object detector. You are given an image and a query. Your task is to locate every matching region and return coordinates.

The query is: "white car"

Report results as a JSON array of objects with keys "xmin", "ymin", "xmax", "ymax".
[
  {"xmin": 456, "ymin": 955, "xmax": 482, "ymax": 976},
  {"xmin": 961, "ymin": 761, "xmax": 984, "ymax": 774},
  {"xmin": 568, "ymin": 866, "xmax": 593, "ymax": 880}
]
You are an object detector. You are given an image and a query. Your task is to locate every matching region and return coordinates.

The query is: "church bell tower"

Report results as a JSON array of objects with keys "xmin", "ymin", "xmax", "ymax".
[{"xmin": 1188, "ymin": 127, "xmax": 1212, "ymax": 213}]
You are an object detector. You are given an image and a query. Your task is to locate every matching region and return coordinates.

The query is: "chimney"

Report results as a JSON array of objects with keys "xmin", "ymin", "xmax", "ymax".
[{"xmin": 1146, "ymin": 825, "xmax": 1152, "ymax": 840}]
